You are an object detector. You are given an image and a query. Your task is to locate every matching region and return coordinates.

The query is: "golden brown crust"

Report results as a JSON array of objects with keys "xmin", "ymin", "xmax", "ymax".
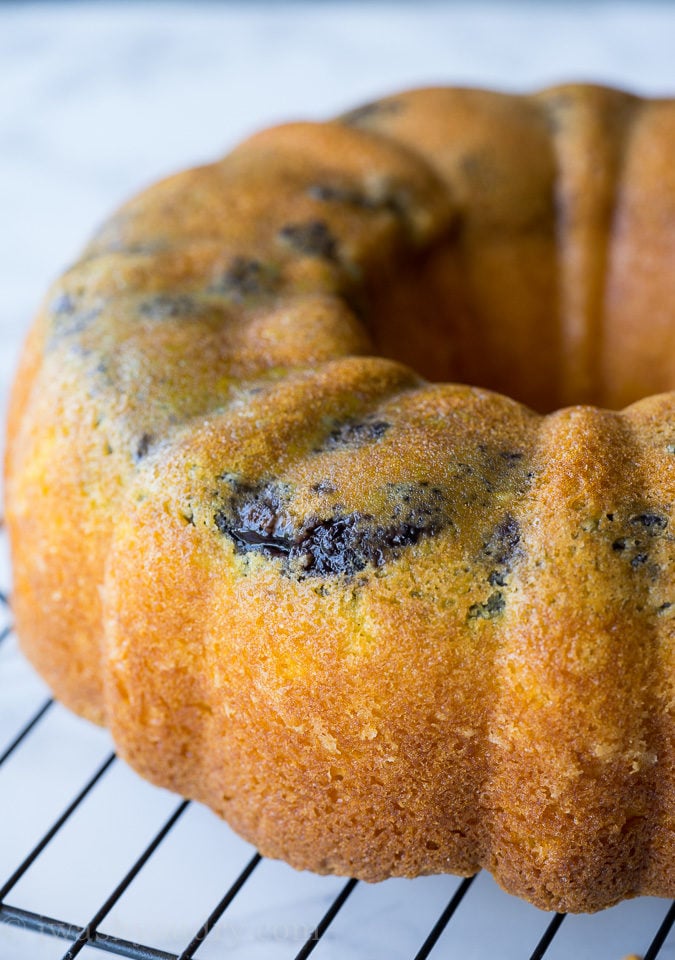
[{"xmin": 5, "ymin": 84, "xmax": 675, "ymax": 911}]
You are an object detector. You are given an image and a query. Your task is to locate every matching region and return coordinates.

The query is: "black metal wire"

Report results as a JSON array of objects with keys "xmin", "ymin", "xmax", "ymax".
[
  {"xmin": 412, "ymin": 875, "xmax": 476, "ymax": 960},
  {"xmin": 293, "ymin": 877, "xmax": 359, "ymax": 960},
  {"xmin": 0, "ymin": 752, "xmax": 116, "ymax": 903},
  {"xmin": 60, "ymin": 801, "xmax": 190, "ymax": 959},
  {"xmin": 0, "ymin": 904, "xmax": 178, "ymax": 960},
  {"xmin": 528, "ymin": 912, "xmax": 566, "ymax": 960},
  {"xmin": 644, "ymin": 900, "xmax": 675, "ymax": 960},
  {"xmin": 0, "ymin": 623, "xmax": 13, "ymax": 646},
  {"xmin": 177, "ymin": 852, "xmax": 262, "ymax": 960},
  {"xmin": 0, "ymin": 697, "xmax": 53, "ymax": 768}
]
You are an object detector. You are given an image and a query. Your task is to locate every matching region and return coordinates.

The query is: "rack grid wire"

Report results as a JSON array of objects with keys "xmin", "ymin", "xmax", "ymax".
[{"xmin": 0, "ymin": 550, "xmax": 674, "ymax": 960}]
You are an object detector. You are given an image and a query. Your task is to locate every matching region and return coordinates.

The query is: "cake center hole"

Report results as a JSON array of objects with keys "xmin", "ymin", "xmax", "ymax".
[{"xmin": 365, "ymin": 245, "xmax": 660, "ymax": 414}]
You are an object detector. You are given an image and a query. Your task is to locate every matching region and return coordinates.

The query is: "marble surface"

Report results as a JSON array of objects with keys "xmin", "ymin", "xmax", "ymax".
[{"xmin": 2, "ymin": 2, "xmax": 675, "ymax": 958}]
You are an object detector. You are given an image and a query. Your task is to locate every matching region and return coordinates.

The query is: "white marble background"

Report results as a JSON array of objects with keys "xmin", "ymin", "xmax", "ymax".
[{"xmin": 2, "ymin": 3, "xmax": 675, "ymax": 958}]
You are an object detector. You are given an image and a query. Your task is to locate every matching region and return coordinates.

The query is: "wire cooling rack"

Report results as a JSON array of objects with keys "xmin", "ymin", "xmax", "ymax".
[{"xmin": 0, "ymin": 539, "xmax": 674, "ymax": 960}]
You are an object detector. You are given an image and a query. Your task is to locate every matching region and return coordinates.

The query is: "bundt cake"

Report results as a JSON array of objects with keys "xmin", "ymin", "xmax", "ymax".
[{"xmin": 5, "ymin": 84, "xmax": 675, "ymax": 913}]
